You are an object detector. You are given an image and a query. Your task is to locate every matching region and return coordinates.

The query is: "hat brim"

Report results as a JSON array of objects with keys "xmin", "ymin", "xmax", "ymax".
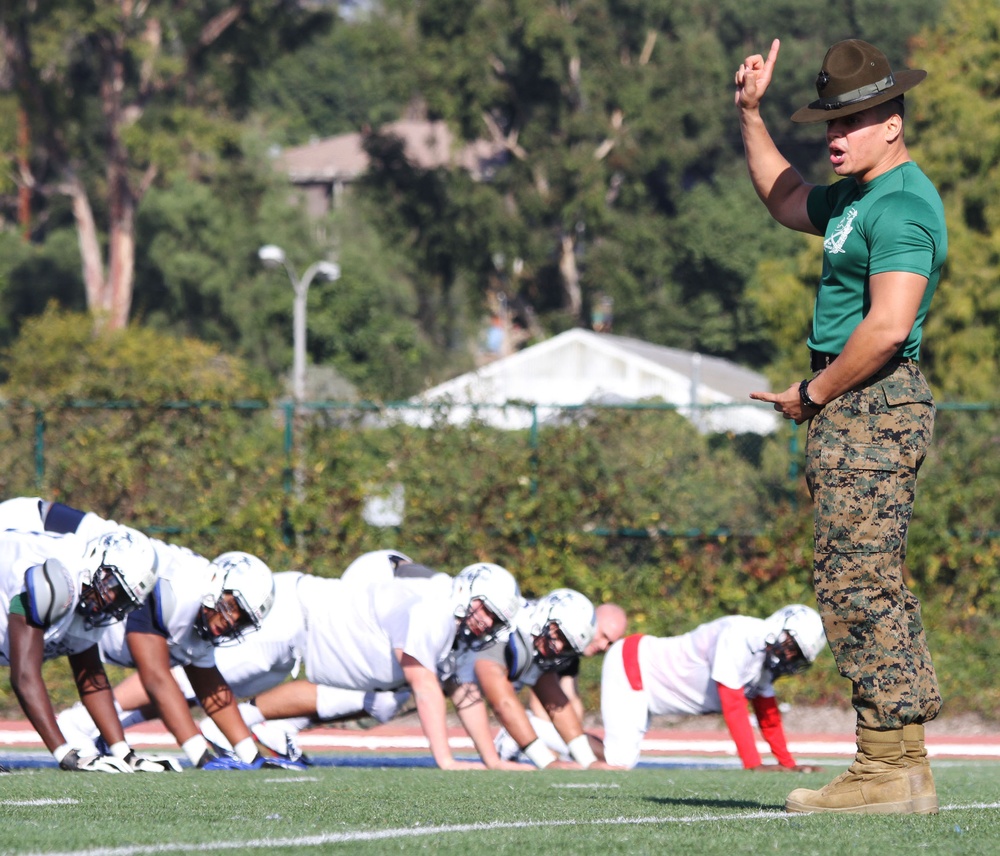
[{"xmin": 790, "ymin": 69, "xmax": 926, "ymax": 124}]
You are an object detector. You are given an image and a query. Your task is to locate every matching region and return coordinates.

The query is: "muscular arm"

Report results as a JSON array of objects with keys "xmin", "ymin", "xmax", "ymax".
[
  {"xmin": 751, "ymin": 270, "xmax": 929, "ymax": 421},
  {"xmin": 474, "ymin": 658, "xmax": 537, "ymax": 749},
  {"xmin": 8, "ymin": 613, "xmax": 67, "ymax": 752},
  {"xmin": 452, "ymin": 681, "xmax": 533, "ymax": 770},
  {"xmin": 805, "ymin": 271, "xmax": 929, "ymax": 405},
  {"xmin": 400, "ymin": 651, "xmax": 483, "ymax": 770},
  {"xmin": 735, "ymin": 39, "xmax": 818, "ymax": 234},
  {"xmin": 533, "ymin": 671, "xmax": 585, "ymax": 744},
  {"xmin": 69, "ymin": 645, "xmax": 127, "ymax": 749},
  {"xmin": 527, "ymin": 674, "xmax": 584, "ymax": 722},
  {"xmin": 185, "ymin": 664, "xmax": 255, "ymax": 749},
  {"xmin": 127, "ymin": 631, "xmax": 205, "ymax": 746}
]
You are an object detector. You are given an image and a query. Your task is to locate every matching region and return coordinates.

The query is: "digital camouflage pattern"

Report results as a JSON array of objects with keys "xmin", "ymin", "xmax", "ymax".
[{"xmin": 805, "ymin": 361, "xmax": 941, "ymax": 730}]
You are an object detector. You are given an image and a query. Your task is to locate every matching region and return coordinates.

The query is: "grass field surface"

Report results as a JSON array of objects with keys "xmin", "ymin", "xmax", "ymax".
[{"xmin": 1, "ymin": 754, "xmax": 998, "ymax": 855}]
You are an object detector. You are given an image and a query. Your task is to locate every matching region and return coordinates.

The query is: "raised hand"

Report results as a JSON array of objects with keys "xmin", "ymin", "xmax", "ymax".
[{"xmin": 735, "ymin": 39, "xmax": 780, "ymax": 109}]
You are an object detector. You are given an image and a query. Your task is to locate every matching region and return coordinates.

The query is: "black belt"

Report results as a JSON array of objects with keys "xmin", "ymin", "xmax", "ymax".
[
  {"xmin": 810, "ymin": 350, "xmax": 838, "ymax": 371},
  {"xmin": 810, "ymin": 349, "xmax": 914, "ymax": 373}
]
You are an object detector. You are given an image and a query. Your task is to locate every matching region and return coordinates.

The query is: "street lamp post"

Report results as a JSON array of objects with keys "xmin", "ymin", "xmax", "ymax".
[
  {"xmin": 258, "ymin": 244, "xmax": 341, "ymax": 409},
  {"xmin": 259, "ymin": 244, "xmax": 340, "ymax": 512}
]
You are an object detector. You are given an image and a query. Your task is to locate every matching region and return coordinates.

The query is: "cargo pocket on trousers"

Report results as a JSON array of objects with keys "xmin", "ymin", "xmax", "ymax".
[{"xmin": 814, "ymin": 443, "xmax": 902, "ymax": 554}]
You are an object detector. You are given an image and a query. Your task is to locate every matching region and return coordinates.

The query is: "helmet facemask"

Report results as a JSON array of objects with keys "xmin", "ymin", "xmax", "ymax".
[
  {"xmin": 764, "ymin": 631, "xmax": 810, "ymax": 680},
  {"xmin": 196, "ymin": 551, "xmax": 274, "ymax": 647},
  {"xmin": 532, "ymin": 619, "xmax": 578, "ymax": 671},
  {"xmin": 76, "ymin": 564, "xmax": 140, "ymax": 628},
  {"xmin": 195, "ymin": 591, "xmax": 258, "ymax": 647},
  {"xmin": 451, "ymin": 563, "xmax": 521, "ymax": 650},
  {"xmin": 457, "ymin": 597, "xmax": 508, "ymax": 650}
]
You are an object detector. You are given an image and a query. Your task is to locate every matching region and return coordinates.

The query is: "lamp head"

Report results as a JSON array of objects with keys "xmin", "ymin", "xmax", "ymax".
[
  {"xmin": 258, "ymin": 244, "xmax": 287, "ymax": 268},
  {"xmin": 315, "ymin": 261, "xmax": 341, "ymax": 281}
]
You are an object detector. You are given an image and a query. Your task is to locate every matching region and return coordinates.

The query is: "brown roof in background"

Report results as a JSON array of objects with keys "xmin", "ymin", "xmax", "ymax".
[{"xmin": 276, "ymin": 119, "xmax": 507, "ymax": 183}]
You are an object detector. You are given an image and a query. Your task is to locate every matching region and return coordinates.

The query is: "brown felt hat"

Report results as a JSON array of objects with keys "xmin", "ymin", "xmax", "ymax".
[{"xmin": 791, "ymin": 39, "xmax": 926, "ymax": 124}]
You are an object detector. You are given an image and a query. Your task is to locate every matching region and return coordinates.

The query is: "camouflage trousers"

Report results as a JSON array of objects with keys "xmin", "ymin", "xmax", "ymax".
[{"xmin": 805, "ymin": 360, "xmax": 941, "ymax": 730}]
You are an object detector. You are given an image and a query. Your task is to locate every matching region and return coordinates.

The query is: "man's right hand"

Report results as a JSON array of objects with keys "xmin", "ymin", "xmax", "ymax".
[
  {"xmin": 58, "ymin": 750, "xmax": 132, "ymax": 773},
  {"xmin": 735, "ymin": 38, "xmax": 780, "ymax": 110}
]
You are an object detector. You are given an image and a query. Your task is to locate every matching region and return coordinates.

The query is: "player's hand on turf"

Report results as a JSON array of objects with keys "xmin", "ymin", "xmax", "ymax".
[
  {"xmin": 437, "ymin": 758, "xmax": 487, "ymax": 771},
  {"xmin": 488, "ymin": 759, "xmax": 537, "ymax": 772},
  {"xmin": 124, "ymin": 750, "xmax": 183, "ymax": 772},
  {"xmin": 59, "ymin": 749, "xmax": 132, "ymax": 773},
  {"xmin": 547, "ymin": 760, "xmax": 581, "ymax": 770},
  {"xmin": 582, "ymin": 760, "xmax": 619, "ymax": 771}
]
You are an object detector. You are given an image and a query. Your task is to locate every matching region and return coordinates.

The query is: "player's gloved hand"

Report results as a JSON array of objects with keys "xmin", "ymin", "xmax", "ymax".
[
  {"xmin": 58, "ymin": 750, "xmax": 132, "ymax": 773},
  {"xmin": 123, "ymin": 751, "xmax": 183, "ymax": 773}
]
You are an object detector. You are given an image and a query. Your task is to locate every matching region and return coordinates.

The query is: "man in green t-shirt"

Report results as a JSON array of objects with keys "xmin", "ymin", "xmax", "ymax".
[{"xmin": 735, "ymin": 39, "xmax": 946, "ymax": 815}]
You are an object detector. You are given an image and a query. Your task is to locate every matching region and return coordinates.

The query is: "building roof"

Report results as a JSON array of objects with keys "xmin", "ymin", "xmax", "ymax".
[
  {"xmin": 276, "ymin": 119, "xmax": 508, "ymax": 184},
  {"xmin": 408, "ymin": 328, "xmax": 777, "ymax": 434}
]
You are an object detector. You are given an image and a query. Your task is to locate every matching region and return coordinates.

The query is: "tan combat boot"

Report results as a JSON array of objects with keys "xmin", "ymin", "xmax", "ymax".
[
  {"xmin": 902, "ymin": 723, "xmax": 938, "ymax": 814},
  {"xmin": 785, "ymin": 727, "xmax": 913, "ymax": 814}
]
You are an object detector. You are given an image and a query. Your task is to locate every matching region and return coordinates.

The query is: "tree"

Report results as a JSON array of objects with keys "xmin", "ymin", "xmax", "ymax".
[
  {"xmin": 366, "ymin": 0, "xmax": 945, "ymax": 359},
  {"xmin": 0, "ymin": 0, "xmax": 329, "ymax": 330},
  {"xmin": 905, "ymin": 0, "xmax": 1000, "ymax": 398}
]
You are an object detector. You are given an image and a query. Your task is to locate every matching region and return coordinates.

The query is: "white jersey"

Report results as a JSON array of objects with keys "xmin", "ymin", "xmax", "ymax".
[
  {"xmin": 298, "ymin": 573, "xmax": 457, "ymax": 691},
  {"xmin": 0, "ymin": 496, "xmax": 118, "ymax": 542},
  {"xmin": 640, "ymin": 615, "xmax": 776, "ymax": 715},
  {"xmin": 172, "ymin": 571, "xmax": 306, "ymax": 699},
  {"xmin": 339, "ymin": 549, "xmax": 414, "ymax": 588},
  {"xmin": 600, "ymin": 615, "xmax": 778, "ymax": 769},
  {"xmin": 0, "ymin": 529, "xmax": 106, "ymax": 664},
  {"xmin": 100, "ymin": 539, "xmax": 216, "ymax": 669}
]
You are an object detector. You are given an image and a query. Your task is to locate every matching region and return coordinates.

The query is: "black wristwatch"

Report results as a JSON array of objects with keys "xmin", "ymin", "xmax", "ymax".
[{"xmin": 798, "ymin": 378, "xmax": 822, "ymax": 409}]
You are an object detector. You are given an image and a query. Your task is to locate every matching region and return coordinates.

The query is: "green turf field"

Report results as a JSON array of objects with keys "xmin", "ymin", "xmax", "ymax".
[{"xmin": 2, "ymin": 760, "xmax": 999, "ymax": 855}]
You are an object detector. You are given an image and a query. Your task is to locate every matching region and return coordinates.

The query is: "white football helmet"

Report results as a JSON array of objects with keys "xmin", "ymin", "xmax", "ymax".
[
  {"xmin": 451, "ymin": 562, "xmax": 521, "ymax": 648},
  {"xmin": 763, "ymin": 604, "xmax": 826, "ymax": 679},
  {"xmin": 529, "ymin": 588, "xmax": 596, "ymax": 666},
  {"xmin": 76, "ymin": 527, "xmax": 158, "ymax": 627},
  {"xmin": 197, "ymin": 551, "xmax": 275, "ymax": 646}
]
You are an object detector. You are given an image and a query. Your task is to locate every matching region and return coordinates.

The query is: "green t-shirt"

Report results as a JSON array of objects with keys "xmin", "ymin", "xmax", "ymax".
[{"xmin": 805, "ymin": 161, "xmax": 947, "ymax": 359}]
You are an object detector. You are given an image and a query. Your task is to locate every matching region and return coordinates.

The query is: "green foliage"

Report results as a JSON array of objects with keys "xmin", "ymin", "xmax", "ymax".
[
  {"xmin": 252, "ymin": 10, "xmax": 413, "ymax": 141},
  {"xmin": 1, "ymin": 399, "xmax": 998, "ymax": 718},
  {"xmin": 905, "ymin": 0, "xmax": 1000, "ymax": 399}
]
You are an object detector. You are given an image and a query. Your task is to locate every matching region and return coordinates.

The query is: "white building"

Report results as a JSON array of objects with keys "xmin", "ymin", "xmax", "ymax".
[{"xmin": 407, "ymin": 328, "xmax": 777, "ymax": 434}]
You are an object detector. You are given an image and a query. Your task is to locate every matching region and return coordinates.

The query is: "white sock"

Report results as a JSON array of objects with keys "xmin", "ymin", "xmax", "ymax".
[
  {"xmin": 240, "ymin": 701, "xmax": 265, "ymax": 727},
  {"xmin": 526, "ymin": 710, "xmax": 571, "ymax": 761},
  {"xmin": 56, "ymin": 702, "xmax": 100, "ymax": 753}
]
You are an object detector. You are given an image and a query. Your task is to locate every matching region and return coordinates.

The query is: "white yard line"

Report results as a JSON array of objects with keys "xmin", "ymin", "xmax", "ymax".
[{"xmin": 17, "ymin": 803, "xmax": 1000, "ymax": 856}]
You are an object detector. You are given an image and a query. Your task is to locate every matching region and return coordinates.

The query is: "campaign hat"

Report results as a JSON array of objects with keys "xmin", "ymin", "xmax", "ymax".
[{"xmin": 791, "ymin": 39, "xmax": 926, "ymax": 124}]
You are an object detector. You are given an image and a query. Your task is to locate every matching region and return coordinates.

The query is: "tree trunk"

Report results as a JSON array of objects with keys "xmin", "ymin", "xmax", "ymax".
[
  {"xmin": 64, "ymin": 173, "xmax": 107, "ymax": 318},
  {"xmin": 558, "ymin": 233, "xmax": 583, "ymax": 318}
]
